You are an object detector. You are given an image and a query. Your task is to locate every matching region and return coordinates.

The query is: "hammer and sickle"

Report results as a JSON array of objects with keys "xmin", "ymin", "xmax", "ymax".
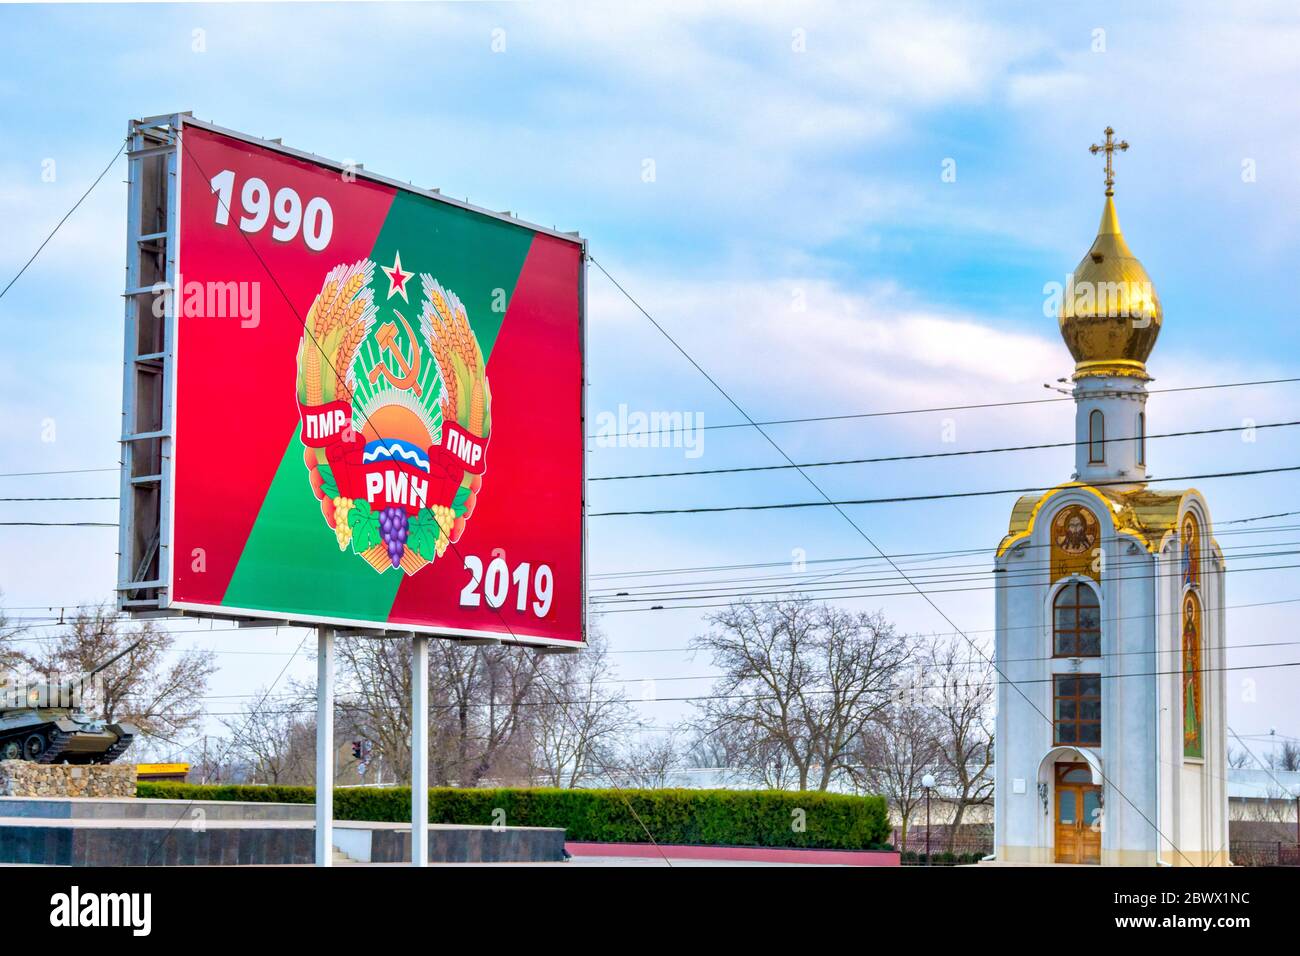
[{"xmin": 367, "ymin": 308, "xmax": 423, "ymax": 396}]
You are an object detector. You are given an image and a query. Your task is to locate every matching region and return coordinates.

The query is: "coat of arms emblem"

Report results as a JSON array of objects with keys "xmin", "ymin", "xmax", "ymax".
[{"xmin": 295, "ymin": 257, "xmax": 490, "ymax": 575}]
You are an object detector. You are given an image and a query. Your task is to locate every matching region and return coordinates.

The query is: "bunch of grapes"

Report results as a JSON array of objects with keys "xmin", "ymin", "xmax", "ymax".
[
  {"xmin": 332, "ymin": 497, "xmax": 354, "ymax": 550},
  {"xmin": 379, "ymin": 506, "xmax": 409, "ymax": 567},
  {"xmin": 431, "ymin": 504, "xmax": 455, "ymax": 557}
]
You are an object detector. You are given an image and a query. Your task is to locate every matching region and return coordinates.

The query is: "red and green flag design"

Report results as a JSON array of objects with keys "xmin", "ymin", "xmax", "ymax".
[{"xmin": 169, "ymin": 126, "xmax": 584, "ymax": 645}]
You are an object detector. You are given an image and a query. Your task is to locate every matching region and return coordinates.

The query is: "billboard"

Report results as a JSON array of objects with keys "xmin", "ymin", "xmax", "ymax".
[{"xmin": 118, "ymin": 116, "xmax": 585, "ymax": 647}]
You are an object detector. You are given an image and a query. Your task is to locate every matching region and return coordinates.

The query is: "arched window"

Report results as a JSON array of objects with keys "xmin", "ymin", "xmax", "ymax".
[
  {"xmin": 1088, "ymin": 410, "xmax": 1105, "ymax": 463},
  {"xmin": 1136, "ymin": 412, "xmax": 1145, "ymax": 466},
  {"xmin": 1054, "ymin": 582, "xmax": 1100, "ymax": 657}
]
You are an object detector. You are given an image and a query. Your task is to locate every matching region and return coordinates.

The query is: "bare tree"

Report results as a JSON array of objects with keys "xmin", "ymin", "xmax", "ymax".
[
  {"xmin": 529, "ymin": 630, "xmax": 634, "ymax": 787},
  {"xmin": 23, "ymin": 605, "xmax": 215, "ymax": 739},
  {"xmin": 617, "ymin": 733, "xmax": 683, "ymax": 789},
  {"xmin": 681, "ymin": 724, "xmax": 776, "ymax": 788},
  {"xmin": 707, "ymin": 720, "xmax": 801, "ymax": 789},
  {"xmin": 336, "ymin": 636, "xmax": 542, "ymax": 788},
  {"xmin": 185, "ymin": 735, "xmax": 250, "ymax": 785},
  {"xmin": 924, "ymin": 636, "xmax": 994, "ymax": 851},
  {"xmin": 683, "ymin": 726, "xmax": 729, "ymax": 770},
  {"xmin": 1228, "ymin": 746, "xmax": 1252, "ymax": 769},
  {"xmin": 431, "ymin": 641, "xmax": 539, "ymax": 787},
  {"xmin": 220, "ymin": 688, "xmax": 316, "ymax": 784},
  {"xmin": 853, "ymin": 696, "xmax": 941, "ymax": 852},
  {"xmin": 0, "ymin": 596, "xmax": 27, "ymax": 672},
  {"xmin": 334, "ymin": 637, "xmax": 413, "ymax": 781},
  {"xmin": 692, "ymin": 599, "xmax": 909, "ymax": 791},
  {"xmin": 1269, "ymin": 739, "xmax": 1300, "ymax": 772}
]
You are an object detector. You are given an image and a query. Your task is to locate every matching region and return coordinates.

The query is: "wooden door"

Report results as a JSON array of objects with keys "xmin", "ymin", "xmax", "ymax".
[
  {"xmin": 1054, "ymin": 764, "xmax": 1101, "ymax": 864},
  {"xmin": 1055, "ymin": 787, "xmax": 1081, "ymax": 863},
  {"xmin": 1079, "ymin": 787, "xmax": 1102, "ymax": 863}
]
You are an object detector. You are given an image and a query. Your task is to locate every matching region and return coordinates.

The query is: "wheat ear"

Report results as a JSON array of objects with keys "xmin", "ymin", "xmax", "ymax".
[
  {"xmin": 333, "ymin": 320, "xmax": 368, "ymax": 404},
  {"xmin": 314, "ymin": 280, "xmax": 339, "ymax": 337}
]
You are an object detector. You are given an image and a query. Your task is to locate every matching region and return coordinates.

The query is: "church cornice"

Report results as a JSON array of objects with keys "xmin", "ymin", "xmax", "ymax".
[
  {"xmin": 999, "ymin": 484, "xmax": 1223, "ymax": 563},
  {"xmin": 996, "ymin": 482, "xmax": 1174, "ymax": 557}
]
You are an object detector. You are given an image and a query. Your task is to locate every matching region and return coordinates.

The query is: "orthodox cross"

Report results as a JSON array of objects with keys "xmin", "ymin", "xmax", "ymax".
[{"xmin": 1089, "ymin": 126, "xmax": 1129, "ymax": 196}]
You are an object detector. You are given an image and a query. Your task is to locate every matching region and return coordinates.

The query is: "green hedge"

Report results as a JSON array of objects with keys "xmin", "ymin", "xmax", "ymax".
[{"xmin": 137, "ymin": 783, "xmax": 890, "ymax": 850}]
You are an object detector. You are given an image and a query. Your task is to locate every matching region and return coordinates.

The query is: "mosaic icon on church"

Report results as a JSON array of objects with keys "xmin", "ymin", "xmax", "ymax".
[
  {"xmin": 1182, "ymin": 591, "xmax": 1204, "ymax": 759},
  {"xmin": 1056, "ymin": 507, "xmax": 1097, "ymax": 554},
  {"xmin": 1050, "ymin": 504, "xmax": 1100, "ymax": 582},
  {"xmin": 1182, "ymin": 512, "xmax": 1201, "ymax": 588}
]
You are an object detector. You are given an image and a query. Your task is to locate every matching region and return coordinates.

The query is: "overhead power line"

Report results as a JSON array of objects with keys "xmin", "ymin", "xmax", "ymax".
[
  {"xmin": 41, "ymin": 465, "xmax": 1296, "ymax": 526},
  {"xmin": 8, "ymin": 522, "xmax": 1298, "ymax": 624},
  {"xmin": 0, "ymin": 467, "xmax": 118, "ymax": 480},
  {"xmin": 1224, "ymin": 510, "xmax": 1300, "ymax": 525},
  {"xmin": 590, "ymin": 513, "xmax": 1300, "ymax": 579},
  {"xmin": 6, "ymin": 397, "xmax": 1298, "ymax": 488},
  {"xmin": 0, "ymin": 496, "xmax": 116, "ymax": 502},
  {"xmin": 591, "ymin": 419, "xmax": 1300, "ymax": 482},
  {"xmin": 101, "ymin": 647, "xmax": 1300, "ymax": 706},
  {"xmin": 593, "ymin": 558, "xmax": 1300, "ymax": 612},
  {"xmin": 92, "ymin": 631, "xmax": 1300, "ymax": 701},
  {"xmin": 0, "ymin": 136, "xmax": 129, "ymax": 303},
  {"xmin": 586, "ymin": 375, "xmax": 1300, "ymax": 441},
  {"xmin": 614, "ymin": 548, "xmax": 1300, "ymax": 599},
  {"xmin": 149, "ymin": 658, "xmax": 1300, "ymax": 716},
  {"xmin": 591, "ymin": 464, "xmax": 1300, "ymax": 516},
  {"xmin": 4, "ymin": 411, "xmax": 1299, "ymax": 489},
  {"xmin": 0, "ymin": 521, "xmax": 117, "ymax": 527},
  {"xmin": 11, "ymin": 596, "xmax": 1300, "ymax": 676},
  {"xmin": 589, "ymin": 531, "xmax": 1300, "ymax": 594},
  {"xmin": 11, "ymin": 591, "xmax": 1300, "ymax": 654}
]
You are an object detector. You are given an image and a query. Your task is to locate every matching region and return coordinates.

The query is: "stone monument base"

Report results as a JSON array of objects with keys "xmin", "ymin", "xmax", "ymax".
[{"xmin": 0, "ymin": 760, "xmax": 136, "ymax": 798}]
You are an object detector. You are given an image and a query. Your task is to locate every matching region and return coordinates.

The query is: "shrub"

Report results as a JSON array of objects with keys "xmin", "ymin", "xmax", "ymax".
[{"xmin": 137, "ymin": 783, "xmax": 891, "ymax": 850}]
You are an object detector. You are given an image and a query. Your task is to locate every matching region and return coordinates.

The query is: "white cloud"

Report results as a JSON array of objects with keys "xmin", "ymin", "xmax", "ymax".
[
  {"xmin": 0, "ymin": 169, "xmax": 122, "ymax": 272},
  {"xmin": 1006, "ymin": 70, "xmax": 1087, "ymax": 106},
  {"xmin": 591, "ymin": 268, "xmax": 1063, "ymax": 411}
]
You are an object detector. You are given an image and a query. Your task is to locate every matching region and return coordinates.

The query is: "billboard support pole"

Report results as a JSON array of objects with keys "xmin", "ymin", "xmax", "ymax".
[
  {"xmin": 315, "ymin": 626, "xmax": 335, "ymax": 867},
  {"xmin": 411, "ymin": 634, "xmax": 429, "ymax": 867}
]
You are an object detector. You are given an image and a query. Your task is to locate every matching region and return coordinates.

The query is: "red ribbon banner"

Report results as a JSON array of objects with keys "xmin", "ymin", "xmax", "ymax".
[{"xmin": 298, "ymin": 400, "xmax": 487, "ymax": 516}]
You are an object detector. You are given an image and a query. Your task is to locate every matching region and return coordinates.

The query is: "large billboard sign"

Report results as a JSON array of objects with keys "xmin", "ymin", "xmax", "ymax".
[{"xmin": 118, "ymin": 115, "xmax": 585, "ymax": 646}]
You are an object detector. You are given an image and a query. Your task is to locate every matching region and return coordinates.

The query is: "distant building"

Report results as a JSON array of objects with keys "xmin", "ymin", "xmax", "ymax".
[
  {"xmin": 136, "ymin": 762, "xmax": 189, "ymax": 783},
  {"xmin": 1228, "ymin": 768, "xmax": 1300, "ymax": 822}
]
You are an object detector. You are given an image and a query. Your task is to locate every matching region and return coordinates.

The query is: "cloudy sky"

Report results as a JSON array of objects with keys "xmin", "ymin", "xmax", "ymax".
[{"xmin": 1, "ymin": 1, "xmax": 1298, "ymax": 766}]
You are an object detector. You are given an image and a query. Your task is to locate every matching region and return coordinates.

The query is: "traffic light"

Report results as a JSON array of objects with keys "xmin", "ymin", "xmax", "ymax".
[{"xmin": 351, "ymin": 741, "xmax": 363, "ymax": 760}]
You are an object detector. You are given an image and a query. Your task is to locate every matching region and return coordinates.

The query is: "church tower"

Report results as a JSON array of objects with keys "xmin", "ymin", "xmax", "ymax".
[{"xmin": 991, "ymin": 129, "xmax": 1229, "ymax": 866}]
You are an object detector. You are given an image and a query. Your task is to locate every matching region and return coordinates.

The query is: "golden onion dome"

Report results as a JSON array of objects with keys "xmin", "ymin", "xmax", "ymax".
[{"xmin": 1059, "ymin": 129, "xmax": 1161, "ymax": 379}]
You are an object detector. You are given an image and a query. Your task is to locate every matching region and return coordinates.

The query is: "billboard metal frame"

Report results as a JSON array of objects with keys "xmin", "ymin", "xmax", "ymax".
[{"xmin": 116, "ymin": 113, "xmax": 588, "ymax": 649}]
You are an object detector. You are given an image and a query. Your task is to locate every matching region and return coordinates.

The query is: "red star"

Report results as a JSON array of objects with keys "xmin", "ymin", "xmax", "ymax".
[{"xmin": 382, "ymin": 251, "xmax": 413, "ymax": 302}]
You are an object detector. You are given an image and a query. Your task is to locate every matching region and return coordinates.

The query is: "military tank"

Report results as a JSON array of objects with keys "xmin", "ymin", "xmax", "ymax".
[{"xmin": 0, "ymin": 641, "xmax": 141, "ymax": 764}]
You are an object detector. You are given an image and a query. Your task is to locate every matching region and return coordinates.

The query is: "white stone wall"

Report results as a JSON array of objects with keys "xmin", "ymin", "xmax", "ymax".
[
  {"xmin": 1072, "ymin": 376, "xmax": 1148, "ymax": 487},
  {"xmin": 995, "ymin": 489, "xmax": 1229, "ymax": 865},
  {"xmin": 994, "ymin": 489, "xmax": 1159, "ymax": 864}
]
